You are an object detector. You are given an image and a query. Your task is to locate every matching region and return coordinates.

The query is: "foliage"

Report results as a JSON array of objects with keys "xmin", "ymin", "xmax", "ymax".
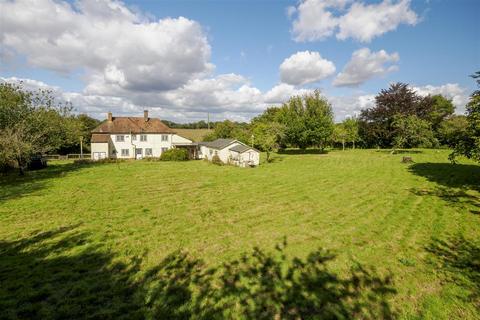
[
  {"xmin": 343, "ymin": 117, "xmax": 360, "ymax": 148},
  {"xmin": 276, "ymin": 90, "xmax": 334, "ymax": 149},
  {"xmin": 451, "ymin": 71, "xmax": 480, "ymax": 163},
  {"xmin": 428, "ymin": 95, "xmax": 455, "ymax": 130},
  {"xmin": 252, "ymin": 121, "xmax": 285, "ymax": 162},
  {"xmin": 211, "ymin": 154, "xmax": 223, "ymax": 165},
  {"xmin": 392, "ymin": 114, "xmax": 438, "ymax": 149},
  {"xmin": 0, "ymin": 82, "xmax": 78, "ymax": 174},
  {"xmin": 332, "ymin": 123, "xmax": 348, "ymax": 150},
  {"xmin": 159, "ymin": 148, "xmax": 189, "ymax": 161},
  {"xmin": 203, "ymin": 120, "xmax": 251, "ymax": 144},
  {"xmin": 437, "ymin": 115, "xmax": 468, "ymax": 147},
  {"xmin": 359, "ymin": 83, "xmax": 435, "ymax": 148}
]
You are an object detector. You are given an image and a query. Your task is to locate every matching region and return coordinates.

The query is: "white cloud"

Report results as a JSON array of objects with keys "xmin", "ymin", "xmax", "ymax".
[
  {"xmin": 413, "ymin": 83, "xmax": 470, "ymax": 114},
  {"xmin": 334, "ymin": 48, "xmax": 399, "ymax": 87},
  {"xmin": 290, "ymin": 0, "xmax": 418, "ymax": 42},
  {"xmin": 264, "ymin": 83, "xmax": 312, "ymax": 104},
  {"xmin": 0, "ymin": 0, "xmax": 213, "ymax": 92},
  {"xmin": 279, "ymin": 51, "xmax": 336, "ymax": 86},
  {"xmin": 328, "ymin": 94, "xmax": 375, "ymax": 122}
]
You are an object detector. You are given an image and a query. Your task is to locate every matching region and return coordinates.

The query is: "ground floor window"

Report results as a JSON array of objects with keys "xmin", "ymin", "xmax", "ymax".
[
  {"xmin": 161, "ymin": 147, "xmax": 168, "ymax": 153},
  {"xmin": 121, "ymin": 149, "xmax": 129, "ymax": 157},
  {"xmin": 145, "ymin": 148, "xmax": 153, "ymax": 156}
]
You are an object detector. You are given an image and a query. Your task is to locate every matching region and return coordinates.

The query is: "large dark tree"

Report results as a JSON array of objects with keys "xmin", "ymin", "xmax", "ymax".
[
  {"xmin": 359, "ymin": 83, "xmax": 435, "ymax": 148},
  {"xmin": 450, "ymin": 71, "xmax": 480, "ymax": 162}
]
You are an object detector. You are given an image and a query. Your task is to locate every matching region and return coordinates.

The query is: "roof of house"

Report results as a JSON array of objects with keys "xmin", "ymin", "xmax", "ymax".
[
  {"xmin": 91, "ymin": 134, "xmax": 110, "ymax": 143},
  {"xmin": 91, "ymin": 117, "xmax": 174, "ymax": 134},
  {"xmin": 199, "ymin": 138, "xmax": 236, "ymax": 150},
  {"xmin": 229, "ymin": 144, "xmax": 258, "ymax": 153}
]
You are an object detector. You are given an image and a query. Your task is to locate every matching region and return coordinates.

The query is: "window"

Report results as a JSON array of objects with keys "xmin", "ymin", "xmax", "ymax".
[
  {"xmin": 116, "ymin": 135, "xmax": 125, "ymax": 142},
  {"xmin": 121, "ymin": 149, "xmax": 129, "ymax": 157},
  {"xmin": 145, "ymin": 148, "xmax": 153, "ymax": 156},
  {"xmin": 131, "ymin": 134, "xmax": 137, "ymax": 141},
  {"xmin": 140, "ymin": 134, "xmax": 147, "ymax": 142},
  {"xmin": 161, "ymin": 134, "xmax": 169, "ymax": 142},
  {"xmin": 161, "ymin": 147, "xmax": 168, "ymax": 153},
  {"xmin": 209, "ymin": 149, "xmax": 213, "ymax": 155}
]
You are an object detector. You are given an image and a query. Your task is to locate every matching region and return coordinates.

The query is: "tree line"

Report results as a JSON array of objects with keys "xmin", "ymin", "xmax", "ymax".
[
  {"xmin": 204, "ymin": 73, "xmax": 479, "ymax": 164},
  {"xmin": 0, "ymin": 82, "xmax": 100, "ymax": 173},
  {"xmin": 1, "ymin": 71, "xmax": 478, "ymax": 172}
]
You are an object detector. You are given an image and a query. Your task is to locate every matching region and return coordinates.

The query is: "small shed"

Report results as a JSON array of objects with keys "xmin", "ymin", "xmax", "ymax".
[{"xmin": 199, "ymin": 139, "xmax": 260, "ymax": 167}]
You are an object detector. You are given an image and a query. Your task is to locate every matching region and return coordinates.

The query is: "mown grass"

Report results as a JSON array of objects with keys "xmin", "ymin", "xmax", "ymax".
[{"xmin": 0, "ymin": 149, "xmax": 479, "ymax": 319}]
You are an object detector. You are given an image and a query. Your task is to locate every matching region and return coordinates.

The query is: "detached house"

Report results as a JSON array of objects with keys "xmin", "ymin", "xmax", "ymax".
[{"xmin": 91, "ymin": 111, "xmax": 195, "ymax": 160}]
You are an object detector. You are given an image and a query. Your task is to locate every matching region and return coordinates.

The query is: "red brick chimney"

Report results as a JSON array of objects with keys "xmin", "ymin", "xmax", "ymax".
[
  {"xmin": 107, "ymin": 112, "xmax": 112, "ymax": 122},
  {"xmin": 144, "ymin": 110, "xmax": 148, "ymax": 122}
]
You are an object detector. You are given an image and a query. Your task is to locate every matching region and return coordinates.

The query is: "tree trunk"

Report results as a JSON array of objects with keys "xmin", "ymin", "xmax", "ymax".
[
  {"xmin": 353, "ymin": 140, "xmax": 355, "ymax": 149},
  {"xmin": 266, "ymin": 151, "xmax": 270, "ymax": 163},
  {"xmin": 342, "ymin": 139, "xmax": 345, "ymax": 151},
  {"xmin": 16, "ymin": 157, "xmax": 25, "ymax": 176}
]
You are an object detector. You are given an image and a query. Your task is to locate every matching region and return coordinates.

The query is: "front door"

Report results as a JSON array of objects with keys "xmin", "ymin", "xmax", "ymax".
[{"xmin": 136, "ymin": 148, "xmax": 143, "ymax": 159}]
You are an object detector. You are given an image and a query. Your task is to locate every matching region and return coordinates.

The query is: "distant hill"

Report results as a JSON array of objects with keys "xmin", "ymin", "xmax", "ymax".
[{"xmin": 174, "ymin": 129, "xmax": 212, "ymax": 142}]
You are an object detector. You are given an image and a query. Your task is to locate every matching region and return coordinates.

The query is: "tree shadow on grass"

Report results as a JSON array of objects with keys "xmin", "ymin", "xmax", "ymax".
[
  {"xmin": 0, "ymin": 161, "xmax": 107, "ymax": 203},
  {"xmin": 425, "ymin": 235, "xmax": 480, "ymax": 306},
  {"xmin": 408, "ymin": 163, "xmax": 480, "ymax": 214},
  {"xmin": 376, "ymin": 149, "xmax": 424, "ymax": 154},
  {"xmin": 1, "ymin": 228, "xmax": 397, "ymax": 319}
]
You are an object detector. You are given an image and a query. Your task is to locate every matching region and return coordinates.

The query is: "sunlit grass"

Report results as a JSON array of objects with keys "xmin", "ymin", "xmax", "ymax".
[{"xmin": 0, "ymin": 149, "xmax": 479, "ymax": 319}]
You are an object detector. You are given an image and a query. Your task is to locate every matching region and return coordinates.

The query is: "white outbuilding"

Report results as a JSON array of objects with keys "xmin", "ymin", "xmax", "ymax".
[{"xmin": 199, "ymin": 139, "xmax": 260, "ymax": 167}]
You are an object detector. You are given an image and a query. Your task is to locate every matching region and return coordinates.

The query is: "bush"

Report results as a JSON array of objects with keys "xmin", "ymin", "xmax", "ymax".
[
  {"xmin": 160, "ymin": 148, "xmax": 189, "ymax": 161},
  {"xmin": 73, "ymin": 158, "xmax": 126, "ymax": 165},
  {"xmin": 211, "ymin": 154, "xmax": 223, "ymax": 165}
]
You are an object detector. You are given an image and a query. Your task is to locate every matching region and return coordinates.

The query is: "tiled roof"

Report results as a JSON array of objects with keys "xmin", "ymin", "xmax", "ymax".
[
  {"xmin": 91, "ymin": 134, "xmax": 110, "ymax": 143},
  {"xmin": 199, "ymin": 138, "xmax": 236, "ymax": 150},
  {"xmin": 91, "ymin": 117, "xmax": 174, "ymax": 134},
  {"xmin": 229, "ymin": 144, "xmax": 253, "ymax": 153}
]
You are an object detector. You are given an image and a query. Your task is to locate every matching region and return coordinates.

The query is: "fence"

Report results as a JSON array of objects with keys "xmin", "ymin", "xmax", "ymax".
[{"xmin": 44, "ymin": 154, "xmax": 90, "ymax": 160}]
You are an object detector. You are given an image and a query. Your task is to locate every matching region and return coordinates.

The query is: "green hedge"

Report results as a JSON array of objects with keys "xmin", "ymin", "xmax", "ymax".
[{"xmin": 159, "ymin": 148, "xmax": 189, "ymax": 161}]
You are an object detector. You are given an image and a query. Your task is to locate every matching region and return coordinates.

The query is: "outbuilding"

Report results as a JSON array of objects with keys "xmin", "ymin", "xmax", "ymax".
[{"xmin": 199, "ymin": 138, "xmax": 260, "ymax": 167}]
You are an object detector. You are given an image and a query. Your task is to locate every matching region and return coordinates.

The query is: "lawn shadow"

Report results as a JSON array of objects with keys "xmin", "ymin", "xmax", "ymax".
[
  {"xmin": 278, "ymin": 149, "xmax": 328, "ymax": 155},
  {"xmin": 425, "ymin": 235, "xmax": 480, "ymax": 305},
  {"xmin": 408, "ymin": 163, "xmax": 480, "ymax": 214},
  {"xmin": 0, "ymin": 161, "xmax": 106, "ymax": 203},
  {"xmin": 0, "ymin": 229, "xmax": 397, "ymax": 319},
  {"xmin": 376, "ymin": 149, "xmax": 424, "ymax": 154}
]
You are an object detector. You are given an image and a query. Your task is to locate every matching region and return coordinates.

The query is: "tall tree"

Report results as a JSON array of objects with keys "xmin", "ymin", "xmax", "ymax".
[
  {"xmin": 343, "ymin": 117, "xmax": 360, "ymax": 149},
  {"xmin": 359, "ymin": 83, "xmax": 434, "ymax": 148},
  {"xmin": 0, "ymin": 82, "xmax": 77, "ymax": 174},
  {"xmin": 437, "ymin": 115, "xmax": 468, "ymax": 147},
  {"xmin": 428, "ymin": 95, "xmax": 455, "ymax": 130},
  {"xmin": 277, "ymin": 90, "xmax": 334, "ymax": 150},
  {"xmin": 450, "ymin": 71, "xmax": 480, "ymax": 162},
  {"xmin": 392, "ymin": 115, "xmax": 438, "ymax": 149},
  {"xmin": 252, "ymin": 122, "xmax": 285, "ymax": 162},
  {"xmin": 332, "ymin": 124, "xmax": 348, "ymax": 151}
]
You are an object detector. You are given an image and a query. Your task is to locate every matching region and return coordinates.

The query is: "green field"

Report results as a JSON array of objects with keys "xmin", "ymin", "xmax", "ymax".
[{"xmin": 1, "ymin": 150, "xmax": 479, "ymax": 319}]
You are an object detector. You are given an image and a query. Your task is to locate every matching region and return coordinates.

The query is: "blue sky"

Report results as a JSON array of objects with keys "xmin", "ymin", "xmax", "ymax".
[{"xmin": 0, "ymin": 0, "xmax": 479, "ymax": 122}]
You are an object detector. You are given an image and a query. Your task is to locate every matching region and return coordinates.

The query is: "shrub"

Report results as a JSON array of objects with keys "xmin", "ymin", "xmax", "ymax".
[
  {"xmin": 211, "ymin": 154, "xmax": 223, "ymax": 165},
  {"xmin": 160, "ymin": 148, "xmax": 189, "ymax": 161}
]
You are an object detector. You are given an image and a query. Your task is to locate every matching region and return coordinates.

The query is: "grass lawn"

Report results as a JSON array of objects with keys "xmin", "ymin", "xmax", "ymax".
[{"xmin": 0, "ymin": 149, "xmax": 479, "ymax": 319}]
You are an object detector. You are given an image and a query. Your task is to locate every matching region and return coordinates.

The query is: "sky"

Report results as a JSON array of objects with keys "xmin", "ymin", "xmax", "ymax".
[{"xmin": 0, "ymin": 0, "xmax": 479, "ymax": 123}]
